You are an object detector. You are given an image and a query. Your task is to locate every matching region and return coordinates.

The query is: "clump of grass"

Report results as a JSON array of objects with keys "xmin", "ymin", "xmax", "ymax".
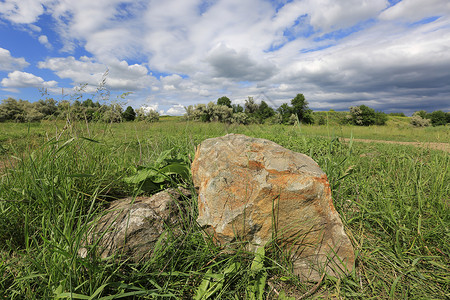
[{"xmin": 0, "ymin": 120, "xmax": 448, "ymax": 298}]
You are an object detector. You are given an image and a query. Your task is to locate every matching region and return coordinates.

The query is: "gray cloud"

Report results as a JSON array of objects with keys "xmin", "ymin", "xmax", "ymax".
[
  {"xmin": 207, "ymin": 44, "xmax": 277, "ymax": 81},
  {"xmin": 1, "ymin": 0, "xmax": 449, "ymax": 115}
]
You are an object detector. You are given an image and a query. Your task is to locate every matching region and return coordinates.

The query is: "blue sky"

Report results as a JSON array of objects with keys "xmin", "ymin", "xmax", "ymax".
[{"xmin": 0, "ymin": 0, "xmax": 449, "ymax": 115}]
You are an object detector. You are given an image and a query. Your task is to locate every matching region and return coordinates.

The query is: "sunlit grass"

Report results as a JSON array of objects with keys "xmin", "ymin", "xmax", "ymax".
[{"xmin": 0, "ymin": 119, "xmax": 448, "ymax": 298}]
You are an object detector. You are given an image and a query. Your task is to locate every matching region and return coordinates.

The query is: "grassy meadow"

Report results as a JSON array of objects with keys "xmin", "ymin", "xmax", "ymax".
[{"xmin": 0, "ymin": 119, "xmax": 449, "ymax": 299}]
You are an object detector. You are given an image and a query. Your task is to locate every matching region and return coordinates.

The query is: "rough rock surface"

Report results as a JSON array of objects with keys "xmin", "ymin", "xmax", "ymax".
[
  {"xmin": 192, "ymin": 134, "xmax": 354, "ymax": 281},
  {"xmin": 79, "ymin": 187, "xmax": 190, "ymax": 261}
]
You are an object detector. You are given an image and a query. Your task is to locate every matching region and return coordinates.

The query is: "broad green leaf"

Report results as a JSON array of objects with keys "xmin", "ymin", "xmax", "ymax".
[
  {"xmin": 194, "ymin": 269, "xmax": 212, "ymax": 300},
  {"xmin": 251, "ymin": 246, "xmax": 265, "ymax": 272}
]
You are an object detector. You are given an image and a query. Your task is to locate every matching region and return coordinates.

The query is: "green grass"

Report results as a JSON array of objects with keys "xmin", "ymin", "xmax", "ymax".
[
  {"xmin": 295, "ymin": 122, "xmax": 449, "ymax": 143},
  {"xmin": 0, "ymin": 120, "xmax": 449, "ymax": 299}
]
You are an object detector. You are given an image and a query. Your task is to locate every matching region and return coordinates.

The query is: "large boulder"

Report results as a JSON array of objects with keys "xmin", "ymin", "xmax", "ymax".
[
  {"xmin": 79, "ymin": 187, "xmax": 190, "ymax": 261},
  {"xmin": 192, "ymin": 134, "xmax": 354, "ymax": 281}
]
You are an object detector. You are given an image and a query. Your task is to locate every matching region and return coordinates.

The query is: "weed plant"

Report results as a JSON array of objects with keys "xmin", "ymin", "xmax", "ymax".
[{"xmin": 0, "ymin": 120, "xmax": 448, "ymax": 299}]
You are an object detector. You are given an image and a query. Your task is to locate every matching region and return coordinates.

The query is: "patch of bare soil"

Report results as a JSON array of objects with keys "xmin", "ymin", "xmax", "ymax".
[{"xmin": 343, "ymin": 138, "xmax": 449, "ymax": 153}]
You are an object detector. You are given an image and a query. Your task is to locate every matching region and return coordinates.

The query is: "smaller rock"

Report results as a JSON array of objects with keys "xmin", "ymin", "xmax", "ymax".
[{"xmin": 79, "ymin": 187, "xmax": 191, "ymax": 261}]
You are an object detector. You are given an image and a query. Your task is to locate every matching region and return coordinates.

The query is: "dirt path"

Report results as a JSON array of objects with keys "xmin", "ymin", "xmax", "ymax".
[{"xmin": 342, "ymin": 138, "xmax": 449, "ymax": 153}]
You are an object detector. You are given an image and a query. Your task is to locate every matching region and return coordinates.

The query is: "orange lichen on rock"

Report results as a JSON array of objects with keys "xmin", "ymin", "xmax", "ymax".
[{"xmin": 192, "ymin": 134, "xmax": 355, "ymax": 281}]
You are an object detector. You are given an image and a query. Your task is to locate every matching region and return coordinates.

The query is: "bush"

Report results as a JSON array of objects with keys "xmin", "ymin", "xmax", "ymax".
[
  {"xmin": 374, "ymin": 111, "xmax": 388, "ymax": 125},
  {"xmin": 136, "ymin": 107, "xmax": 159, "ymax": 122},
  {"xmin": 410, "ymin": 115, "xmax": 431, "ymax": 127},
  {"xmin": 389, "ymin": 112, "xmax": 406, "ymax": 117},
  {"xmin": 231, "ymin": 112, "xmax": 248, "ymax": 124},
  {"xmin": 429, "ymin": 110, "xmax": 448, "ymax": 126},
  {"xmin": 122, "ymin": 106, "xmax": 136, "ymax": 121},
  {"xmin": 348, "ymin": 105, "xmax": 387, "ymax": 126}
]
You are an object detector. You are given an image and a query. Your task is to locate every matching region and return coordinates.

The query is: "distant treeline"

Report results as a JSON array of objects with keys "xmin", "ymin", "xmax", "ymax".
[
  {"xmin": 0, "ymin": 97, "xmax": 159, "ymax": 123},
  {"xmin": 1, "ymin": 95, "xmax": 448, "ymax": 127},
  {"xmin": 185, "ymin": 94, "xmax": 449, "ymax": 127}
]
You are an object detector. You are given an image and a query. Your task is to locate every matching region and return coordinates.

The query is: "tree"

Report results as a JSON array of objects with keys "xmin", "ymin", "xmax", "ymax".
[
  {"xmin": 244, "ymin": 97, "xmax": 259, "ymax": 114},
  {"xmin": 122, "ymin": 106, "xmax": 136, "ymax": 121},
  {"xmin": 136, "ymin": 106, "xmax": 159, "ymax": 122},
  {"xmin": 231, "ymin": 112, "xmax": 248, "ymax": 125},
  {"xmin": 276, "ymin": 103, "xmax": 292, "ymax": 124},
  {"xmin": 102, "ymin": 103, "xmax": 123, "ymax": 123},
  {"xmin": 213, "ymin": 105, "xmax": 233, "ymax": 123},
  {"xmin": 0, "ymin": 98, "xmax": 25, "ymax": 122},
  {"xmin": 232, "ymin": 104, "xmax": 244, "ymax": 113},
  {"xmin": 217, "ymin": 96, "xmax": 232, "ymax": 108},
  {"xmin": 389, "ymin": 112, "xmax": 406, "ymax": 117},
  {"xmin": 82, "ymin": 99, "xmax": 95, "ymax": 108},
  {"xmin": 429, "ymin": 110, "xmax": 448, "ymax": 126},
  {"xmin": 256, "ymin": 100, "xmax": 275, "ymax": 123},
  {"xmin": 374, "ymin": 111, "xmax": 388, "ymax": 125},
  {"xmin": 290, "ymin": 94, "xmax": 313, "ymax": 124},
  {"xmin": 413, "ymin": 110, "xmax": 428, "ymax": 119},
  {"xmin": 349, "ymin": 105, "xmax": 375, "ymax": 126}
]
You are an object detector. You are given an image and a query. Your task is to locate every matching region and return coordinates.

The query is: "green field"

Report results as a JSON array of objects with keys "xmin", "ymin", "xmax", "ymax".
[{"xmin": 0, "ymin": 120, "xmax": 449, "ymax": 299}]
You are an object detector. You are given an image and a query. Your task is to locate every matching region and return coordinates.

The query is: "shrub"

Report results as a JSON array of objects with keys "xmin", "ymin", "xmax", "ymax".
[
  {"xmin": 122, "ymin": 106, "xmax": 136, "ymax": 121},
  {"xmin": 136, "ymin": 106, "xmax": 159, "ymax": 122},
  {"xmin": 410, "ymin": 115, "xmax": 431, "ymax": 127},
  {"xmin": 231, "ymin": 112, "xmax": 248, "ymax": 124},
  {"xmin": 429, "ymin": 110, "xmax": 448, "ymax": 126},
  {"xmin": 348, "ymin": 105, "xmax": 387, "ymax": 126}
]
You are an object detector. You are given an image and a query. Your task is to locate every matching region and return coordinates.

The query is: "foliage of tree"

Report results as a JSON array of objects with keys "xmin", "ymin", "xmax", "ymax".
[
  {"xmin": 374, "ymin": 111, "xmax": 388, "ymax": 125},
  {"xmin": 217, "ymin": 96, "xmax": 232, "ymax": 108},
  {"xmin": 276, "ymin": 103, "xmax": 292, "ymax": 124},
  {"xmin": 411, "ymin": 110, "xmax": 449, "ymax": 127},
  {"xmin": 102, "ymin": 103, "xmax": 123, "ymax": 123},
  {"xmin": 348, "ymin": 105, "xmax": 387, "ymax": 126},
  {"xmin": 122, "ymin": 106, "xmax": 136, "ymax": 121},
  {"xmin": 290, "ymin": 94, "xmax": 313, "ymax": 124},
  {"xmin": 211, "ymin": 104, "xmax": 233, "ymax": 123},
  {"xmin": 232, "ymin": 104, "xmax": 244, "ymax": 113},
  {"xmin": 256, "ymin": 101, "xmax": 275, "ymax": 123},
  {"xmin": 244, "ymin": 97, "xmax": 259, "ymax": 114},
  {"xmin": 429, "ymin": 110, "xmax": 448, "ymax": 126},
  {"xmin": 389, "ymin": 112, "xmax": 406, "ymax": 117},
  {"xmin": 184, "ymin": 102, "xmax": 233, "ymax": 123},
  {"xmin": 229, "ymin": 112, "xmax": 247, "ymax": 124},
  {"xmin": 136, "ymin": 107, "xmax": 160, "ymax": 122},
  {"xmin": 0, "ymin": 97, "xmax": 161, "ymax": 124},
  {"xmin": 413, "ymin": 110, "xmax": 428, "ymax": 119},
  {"xmin": 0, "ymin": 98, "xmax": 25, "ymax": 122}
]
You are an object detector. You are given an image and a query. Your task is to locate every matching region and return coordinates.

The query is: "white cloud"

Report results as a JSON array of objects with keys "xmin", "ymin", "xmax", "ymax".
[
  {"xmin": 1, "ymin": 0, "xmax": 449, "ymax": 114},
  {"xmin": 380, "ymin": 0, "xmax": 450, "ymax": 22},
  {"xmin": 304, "ymin": 0, "xmax": 388, "ymax": 32},
  {"xmin": 38, "ymin": 35, "xmax": 52, "ymax": 49},
  {"xmin": 0, "ymin": 0, "xmax": 49, "ymax": 23},
  {"xmin": 38, "ymin": 56, "xmax": 106, "ymax": 86},
  {"xmin": 166, "ymin": 104, "xmax": 185, "ymax": 116},
  {"xmin": 38, "ymin": 56, "xmax": 157, "ymax": 91},
  {"xmin": 1, "ymin": 70, "xmax": 57, "ymax": 89},
  {"xmin": 0, "ymin": 48, "xmax": 29, "ymax": 71},
  {"xmin": 139, "ymin": 104, "xmax": 159, "ymax": 113}
]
